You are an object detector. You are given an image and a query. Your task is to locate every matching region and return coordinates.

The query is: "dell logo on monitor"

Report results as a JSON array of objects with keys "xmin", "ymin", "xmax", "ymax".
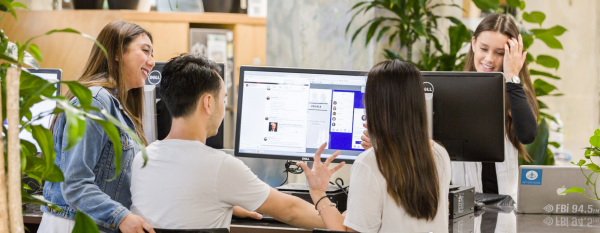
[
  {"xmin": 302, "ymin": 157, "xmax": 310, "ymax": 161},
  {"xmin": 147, "ymin": 70, "xmax": 162, "ymax": 85},
  {"xmin": 423, "ymin": 82, "xmax": 434, "ymax": 94}
]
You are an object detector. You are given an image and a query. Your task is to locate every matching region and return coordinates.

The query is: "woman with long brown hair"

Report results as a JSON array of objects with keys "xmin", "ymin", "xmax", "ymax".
[
  {"xmin": 299, "ymin": 60, "xmax": 451, "ymax": 232},
  {"xmin": 453, "ymin": 13, "xmax": 538, "ymax": 202},
  {"xmin": 39, "ymin": 21, "xmax": 156, "ymax": 233}
]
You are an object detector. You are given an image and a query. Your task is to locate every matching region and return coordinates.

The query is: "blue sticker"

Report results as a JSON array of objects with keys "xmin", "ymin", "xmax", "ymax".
[{"xmin": 521, "ymin": 169, "xmax": 543, "ymax": 185}]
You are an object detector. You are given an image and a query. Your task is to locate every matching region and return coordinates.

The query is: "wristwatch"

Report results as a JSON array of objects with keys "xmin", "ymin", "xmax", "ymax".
[{"xmin": 506, "ymin": 75, "xmax": 521, "ymax": 84}]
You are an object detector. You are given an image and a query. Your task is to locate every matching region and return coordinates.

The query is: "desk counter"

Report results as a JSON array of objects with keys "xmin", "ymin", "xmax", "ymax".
[{"xmin": 24, "ymin": 205, "xmax": 600, "ymax": 232}]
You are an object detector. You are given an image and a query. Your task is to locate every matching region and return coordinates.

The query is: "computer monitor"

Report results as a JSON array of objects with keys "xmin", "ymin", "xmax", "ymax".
[
  {"xmin": 235, "ymin": 66, "xmax": 368, "ymax": 164},
  {"xmin": 422, "ymin": 71, "xmax": 505, "ymax": 162},
  {"xmin": 235, "ymin": 67, "xmax": 506, "ymax": 163},
  {"xmin": 19, "ymin": 69, "xmax": 62, "ymax": 153},
  {"xmin": 148, "ymin": 62, "xmax": 226, "ymax": 149}
]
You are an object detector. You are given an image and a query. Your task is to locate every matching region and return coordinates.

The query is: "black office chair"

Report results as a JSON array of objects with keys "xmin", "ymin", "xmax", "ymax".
[{"xmin": 148, "ymin": 229, "xmax": 229, "ymax": 233}]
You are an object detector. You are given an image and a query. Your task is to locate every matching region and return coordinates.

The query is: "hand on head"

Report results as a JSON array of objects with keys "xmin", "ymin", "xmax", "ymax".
[
  {"xmin": 298, "ymin": 143, "xmax": 345, "ymax": 193},
  {"xmin": 503, "ymin": 34, "xmax": 528, "ymax": 80}
]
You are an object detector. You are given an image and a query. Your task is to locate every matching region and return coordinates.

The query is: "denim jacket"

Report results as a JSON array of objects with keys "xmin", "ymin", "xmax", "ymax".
[{"xmin": 42, "ymin": 86, "xmax": 140, "ymax": 233}]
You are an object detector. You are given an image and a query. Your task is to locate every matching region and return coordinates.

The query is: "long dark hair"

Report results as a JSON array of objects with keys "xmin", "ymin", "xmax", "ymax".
[
  {"xmin": 51, "ymin": 21, "xmax": 152, "ymax": 145},
  {"xmin": 365, "ymin": 59, "xmax": 439, "ymax": 221},
  {"xmin": 464, "ymin": 14, "xmax": 539, "ymax": 161}
]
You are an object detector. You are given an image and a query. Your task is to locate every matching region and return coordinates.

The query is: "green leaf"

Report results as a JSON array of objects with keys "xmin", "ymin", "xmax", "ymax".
[
  {"xmin": 586, "ymin": 163, "xmax": 600, "ymax": 173},
  {"xmin": 590, "ymin": 135, "xmax": 600, "ymax": 148},
  {"xmin": 526, "ymin": 53, "xmax": 535, "ymax": 64},
  {"xmin": 365, "ymin": 19, "xmax": 383, "ymax": 45},
  {"xmin": 535, "ymin": 34, "xmax": 563, "ymax": 49},
  {"xmin": 446, "ymin": 16, "xmax": 463, "ymax": 26},
  {"xmin": 383, "ymin": 49, "xmax": 404, "ymax": 60},
  {"xmin": 73, "ymin": 211, "xmax": 100, "ymax": 233},
  {"xmin": 31, "ymin": 125, "xmax": 55, "ymax": 174},
  {"xmin": 533, "ymin": 79, "xmax": 557, "ymax": 96},
  {"xmin": 530, "ymin": 69, "xmax": 561, "ymax": 80},
  {"xmin": 22, "ymin": 191, "xmax": 62, "ymax": 213},
  {"xmin": 594, "ymin": 129, "xmax": 600, "ymax": 136},
  {"xmin": 0, "ymin": 0, "xmax": 17, "ymax": 20},
  {"xmin": 507, "ymin": 0, "xmax": 520, "ymax": 8},
  {"xmin": 351, "ymin": 23, "xmax": 369, "ymax": 44},
  {"xmin": 548, "ymin": 142, "xmax": 560, "ymax": 148},
  {"xmin": 523, "ymin": 11, "xmax": 546, "ymax": 27},
  {"xmin": 578, "ymin": 159, "xmax": 586, "ymax": 167},
  {"xmin": 448, "ymin": 24, "xmax": 471, "ymax": 55},
  {"xmin": 561, "ymin": 187, "xmax": 586, "ymax": 194},
  {"xmin": 11, "ymin": 2, "xmax": 29, "ymax": 10},
  {"xmin": 63, "ymin": 81, "xmax": 92, "ymax": 107},
  {"xmin": 25, "ymin": 28, "xmax": 108, "ymax": 59},
  {"xmin": 99, "ymin": 109, "xmax": 148, "ymax": 167},
  {"xmin": 28, "ymin": 44, "xmax": 42, "ymax": 62},
  {"xmin": 411, "ymin": 21, "xmax": 428, "ymax": 39},
  {"xmin": 87, "ymin": 114, "xmax": 123, "ymax": 180},
  {"xmin": 23, "ymin": 156, "xmax": 64, "ymax": 183},
  {"xmin": 471, "ymin": 0, "xmax": 500, "ymax": 13},
  {"xmin": 536, "ymin": 55, "xmax": 560, "ymax": 69},
  {"xmin": 540, "ymin": 112, "xmax": 557, "ymax": 124},
  {"xmin": 50, "ymin": 96, "xmax": 87, "ymax": 150},
  {"xmin": 21, "ymin": 140, "xmax": 37, "ymax": 158},
  {"xmin": 537, "ymin": 100, "xmax": 548, "ymax": 109},
  {"xmin": 376, "ymin": 26, "xmax": 391, "ymax": 42},
  {"xmin": 524, "ymin": 118, "xmax": 549, "ymax": 165},
  {"xmin": 522, "ymin": 35, "xmax": 534, "ymax": 50},
  {"xmin": 519, "ymin": 0, "xmax": 526, "ymax": 10},
  {"xmin": 531, "ymin": 26, "xmax": 567, "ymax": 36}
]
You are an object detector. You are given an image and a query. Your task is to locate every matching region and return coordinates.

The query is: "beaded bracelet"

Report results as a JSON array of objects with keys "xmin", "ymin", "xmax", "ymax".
[{"xmin": 318, "ymin": 203, "xmax": 337, "ymax": 216}]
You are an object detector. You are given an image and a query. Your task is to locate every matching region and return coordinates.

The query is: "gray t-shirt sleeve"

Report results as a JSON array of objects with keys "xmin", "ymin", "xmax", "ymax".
[{"xmin": 216, "ymin": 156, "xmax": 271, "ymax": 212}]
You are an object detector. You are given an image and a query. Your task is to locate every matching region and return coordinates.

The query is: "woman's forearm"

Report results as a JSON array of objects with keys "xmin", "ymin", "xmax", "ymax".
[{"xmin": 310, "ymin": 190, "xmax": 347, "ymax": 231}]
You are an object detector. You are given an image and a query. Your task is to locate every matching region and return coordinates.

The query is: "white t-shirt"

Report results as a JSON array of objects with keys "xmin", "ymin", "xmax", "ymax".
[
  {"xmin": 343, "ymin": 143, "xmax": 451, "ymax": 233},
  {"xmin": 130, "ymin": 140, "xmax": 271, "ymax": 230}
]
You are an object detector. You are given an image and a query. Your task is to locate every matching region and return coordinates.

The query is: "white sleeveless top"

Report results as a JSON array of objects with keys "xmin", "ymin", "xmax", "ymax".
[{"xmin": 450, "ymin": 136, "xmax": 519, "ymax": 202}]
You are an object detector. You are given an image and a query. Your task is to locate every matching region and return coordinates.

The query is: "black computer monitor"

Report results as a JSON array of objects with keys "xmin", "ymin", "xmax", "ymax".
[
  {"xmin": 235, "ymin": 67, "xmax": 506, "ymax": 163},
  {"xmin": 18, "ymin": 69, "xmax": 62, "ymax": 153},
  {"xmin": 149, "ymin": 62, "xmax": 226, "ymax": 149},
  {"xmin": 235, "ymin": 66, "xmax": 368, "ymax": 164},
  {"xmin": 422, "ymin": 71, "xmax": 505, "ymax": 162}
]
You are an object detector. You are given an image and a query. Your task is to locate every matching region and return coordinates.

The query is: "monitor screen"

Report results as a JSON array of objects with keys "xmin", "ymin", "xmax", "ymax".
[
  {"xmin": 235, "ymin": 66, "xmax": 368, "ymax": 163},
  {"xmin": 19, "ymin": 69, "xmax": 62, "ymax": 153}
]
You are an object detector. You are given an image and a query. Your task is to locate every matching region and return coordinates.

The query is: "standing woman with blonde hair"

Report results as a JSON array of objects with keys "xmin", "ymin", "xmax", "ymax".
[
  {"xmin": 454, "ymin": 13, "xmax": 538, "ymax": 202},
  {"xmin": 39, "ymin": 21, "xmax": 156, "ymax": 233}
]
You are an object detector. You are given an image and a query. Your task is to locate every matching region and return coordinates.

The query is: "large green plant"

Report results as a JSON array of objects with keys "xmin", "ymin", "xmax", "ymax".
[
  {"xmin": 473, "ymin": 0, "xmax": 565, "ymax": 165},
  {"xmin": 347, "ymin": 0, "xmax": 473, "ymax": 72},
  {"xmin": 0, "ymin": 1, "xmax": 147, "ymax": 232}
]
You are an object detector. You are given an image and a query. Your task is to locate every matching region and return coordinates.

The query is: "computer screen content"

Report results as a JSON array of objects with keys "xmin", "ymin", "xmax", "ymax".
[{"xmin": 236, "ymin": 67, "xmax": 368, "ymax": 163}]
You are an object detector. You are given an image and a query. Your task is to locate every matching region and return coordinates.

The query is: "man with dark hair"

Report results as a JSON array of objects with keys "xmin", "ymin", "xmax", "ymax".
[{"xmin": 129, "ymin": 54, "xmax": 324, "ymax": 230}]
